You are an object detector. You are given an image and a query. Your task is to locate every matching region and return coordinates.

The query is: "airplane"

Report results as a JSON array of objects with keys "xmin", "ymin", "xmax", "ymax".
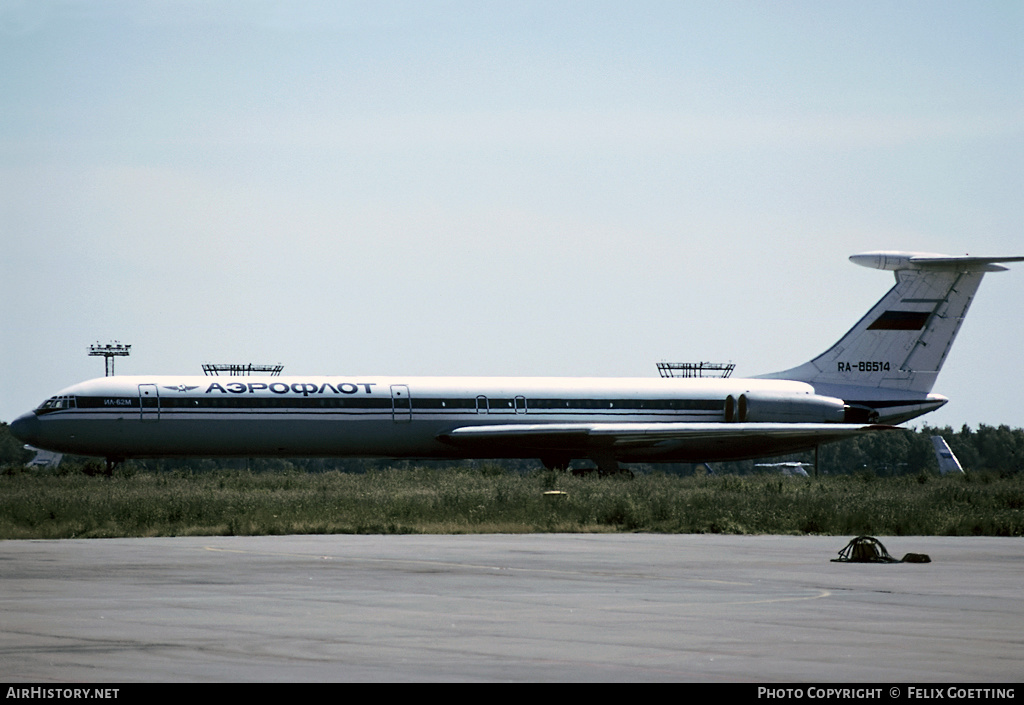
[
  {"xmin": 931, "ymin": 435, "xmax": 965, "ymax": 475},
  {"xmin": 10, "ymin": 251, "xmax": 1023, "ymax": 474},
  {"xmin": 24, "ymin": 446, "xmax": 63, "ymax": 468},
  {"xmin": 753, "ymin": 462, "xmax": 812, "ymax": 477}
]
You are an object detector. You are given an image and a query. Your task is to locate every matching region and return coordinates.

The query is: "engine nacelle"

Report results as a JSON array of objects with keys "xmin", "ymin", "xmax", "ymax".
[{"xmin": 725, "ymin": 391, "xmax": 848, "ymax": 423}]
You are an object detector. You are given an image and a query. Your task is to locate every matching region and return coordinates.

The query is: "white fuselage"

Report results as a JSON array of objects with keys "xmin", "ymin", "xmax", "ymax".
[{"xmin": 11, "ymin": 374, "xmax": 894, "ymax": 464}]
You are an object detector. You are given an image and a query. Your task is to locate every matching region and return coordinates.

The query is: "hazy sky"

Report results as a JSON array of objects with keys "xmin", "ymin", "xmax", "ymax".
[{"xmin": 2, "ymin": 1, "xmax": 1023, "ymax": 431}]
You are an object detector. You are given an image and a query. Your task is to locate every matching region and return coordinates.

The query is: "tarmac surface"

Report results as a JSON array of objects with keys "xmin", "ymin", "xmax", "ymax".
[{"xmin": 1, "ymin": 534, "xmax": 1021, "ymax": 682}]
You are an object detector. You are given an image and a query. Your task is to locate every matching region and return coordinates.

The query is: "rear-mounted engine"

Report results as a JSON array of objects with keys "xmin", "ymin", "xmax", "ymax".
[{"xmin": 724, "ymin": 391, "xmax": 848, "ymax": 423}]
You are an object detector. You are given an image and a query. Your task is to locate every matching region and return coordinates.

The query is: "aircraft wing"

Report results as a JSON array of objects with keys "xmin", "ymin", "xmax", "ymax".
[{"xmin": 437, "ymin": 422, "xmax": 898, "ymax": 461}]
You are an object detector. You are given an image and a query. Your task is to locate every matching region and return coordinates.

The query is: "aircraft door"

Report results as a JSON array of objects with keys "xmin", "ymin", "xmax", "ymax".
[
  {"xmin": 391, "ymin": 385, "xmax": 412, "ymax": 423},
  {"xmin": 139, "ymin": 384, "xmax": 160, "ymax": 422}
]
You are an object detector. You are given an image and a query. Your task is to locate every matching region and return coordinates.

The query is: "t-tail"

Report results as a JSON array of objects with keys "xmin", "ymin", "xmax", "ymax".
[{"xmin": 760, "ymin": 251, "xmax": 1024, "ymax": 424}]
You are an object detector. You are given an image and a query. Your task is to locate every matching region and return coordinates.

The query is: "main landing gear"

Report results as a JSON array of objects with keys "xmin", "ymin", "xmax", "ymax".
[
  {"xmin": 540, "ymin": 455, "xmax": 572, "ymax": 472},
  {"xmin": 540, "ymin": 454, "xmax": 634, "ymax": 478}
]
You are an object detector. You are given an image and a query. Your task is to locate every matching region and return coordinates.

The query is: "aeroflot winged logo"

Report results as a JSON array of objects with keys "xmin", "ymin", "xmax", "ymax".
[
  {"xmin": 204, "ymin": 381, "xmax": 378, "ymax": 396},
  {"xmin": 163, "ymin": 384, "xmax": 200, "ymax": 393}
]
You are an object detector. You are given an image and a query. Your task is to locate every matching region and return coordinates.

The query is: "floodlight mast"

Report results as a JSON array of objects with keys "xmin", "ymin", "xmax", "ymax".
[
  {"xmin": 656, "ymin": 361, "xmax": 735, "ymax": 379},
  {"xmin": 88, "ymin": 342, "xmax": 131, "ymax": 377},
  {"xmin": 202, "ymin": 363, "xmax": 284, "ymax": 376}
]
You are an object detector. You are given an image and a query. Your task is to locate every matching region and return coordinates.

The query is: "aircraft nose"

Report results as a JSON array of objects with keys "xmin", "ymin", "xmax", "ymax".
[{"xmin": 10, "ymin": 412, "xmax": 41, "ymax": 446}]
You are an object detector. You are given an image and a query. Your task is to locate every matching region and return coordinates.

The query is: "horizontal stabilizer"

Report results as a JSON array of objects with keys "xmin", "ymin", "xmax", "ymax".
[{"xmin": 850, "ymin": 251, "xmax": 1024, "ymax": 273}]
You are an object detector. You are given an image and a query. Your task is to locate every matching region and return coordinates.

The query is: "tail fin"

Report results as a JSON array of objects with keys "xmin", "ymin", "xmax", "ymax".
[
  {"xmin": 762, "ymin": 252, "xmax": 1023, "ymax": 395},
  {"xmin": 931, "ymin": 435, "xmax": 965, "ymax": 475}
]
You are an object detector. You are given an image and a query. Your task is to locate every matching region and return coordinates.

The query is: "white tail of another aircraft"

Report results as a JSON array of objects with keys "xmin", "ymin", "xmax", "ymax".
[
  {"xmin": 761, "ymin": 252, "xmax": 1023, "ymax": 421},
  {"xmin": 931, "ymin": 435, "xmax": 965, "ymax": 475}
]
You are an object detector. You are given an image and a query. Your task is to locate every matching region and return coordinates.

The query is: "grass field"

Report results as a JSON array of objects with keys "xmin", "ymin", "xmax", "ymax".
[{"xmin": 2, "ymin": 465, "xmax": 1023, "ymax": 539}]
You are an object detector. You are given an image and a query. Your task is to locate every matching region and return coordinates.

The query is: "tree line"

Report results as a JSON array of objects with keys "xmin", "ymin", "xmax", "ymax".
[{"xmin": 1, "ymin": 420, "xmax": 1021, "ymax": 476}]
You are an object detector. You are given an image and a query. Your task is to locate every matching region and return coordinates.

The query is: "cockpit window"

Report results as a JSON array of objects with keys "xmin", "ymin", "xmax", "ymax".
[{"xmin": 37, "ymin": 395, "xmax": 76, "ymax": 412}]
